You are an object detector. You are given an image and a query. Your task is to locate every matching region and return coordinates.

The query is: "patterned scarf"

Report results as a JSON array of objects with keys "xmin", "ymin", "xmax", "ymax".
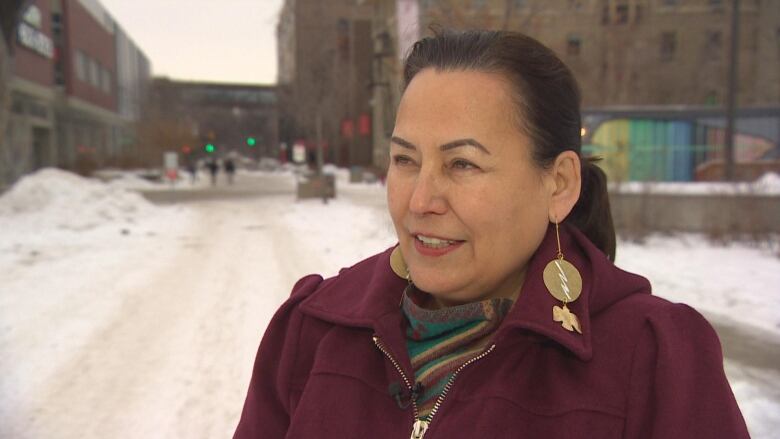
[{"xmin": 401, "ymin": 287, "xmax": 514, "ymax": 420}]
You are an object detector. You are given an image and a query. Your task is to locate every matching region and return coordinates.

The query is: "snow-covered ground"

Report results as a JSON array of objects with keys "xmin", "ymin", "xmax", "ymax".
[{"xmin": 1, "ymin": 168, "xmax": 778, "ymax": 438}]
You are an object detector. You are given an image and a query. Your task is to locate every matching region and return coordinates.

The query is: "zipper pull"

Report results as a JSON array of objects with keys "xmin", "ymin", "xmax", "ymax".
[{"xmin": 410, "ymin": 419, "xmax": 429, "ymax": 439}]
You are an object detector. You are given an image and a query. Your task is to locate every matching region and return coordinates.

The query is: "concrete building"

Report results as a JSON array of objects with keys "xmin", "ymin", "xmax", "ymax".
[
  {"xmin": 359, "ymin": 0, "xmax": 779, "ymax": 180},
  {"xmin": 113, "ymin": 25, "xmax": 151, "ymax": 156},
  {"xmin": 417, "ymin": 0, "xmax": 780, "ymax": 107},
  {"xmin": 0, "ymin": 0, "xmax": 150, "ymax": 188},
  {"xmin": 277, "ymin": 0, "xmax": 376, "ymax": 168}
]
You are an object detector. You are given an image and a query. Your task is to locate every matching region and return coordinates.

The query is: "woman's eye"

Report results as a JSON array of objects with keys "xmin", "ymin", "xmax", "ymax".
[
  {"xmin": 392, "ymin": 155, "xmax": 414, "ymax": 166},
  {"xmin": 451, "ymin": 159, "xmax": 478, "ymax": 170}
]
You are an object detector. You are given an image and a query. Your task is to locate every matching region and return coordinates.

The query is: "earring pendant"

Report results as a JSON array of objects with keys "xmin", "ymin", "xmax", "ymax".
[{"xmin": 544, "ymin": 221, "xmax": 583, "ymax": 334}]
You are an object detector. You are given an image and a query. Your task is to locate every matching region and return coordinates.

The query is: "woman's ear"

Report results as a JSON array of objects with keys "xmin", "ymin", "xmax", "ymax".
[{"xmin": 547, "ymin": 150, "xmax": 582, "ymax": 223}]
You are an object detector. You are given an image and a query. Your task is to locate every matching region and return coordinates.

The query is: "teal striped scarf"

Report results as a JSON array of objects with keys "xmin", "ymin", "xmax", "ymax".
[{"xmin": 401, "ymin": 287, "xmax": 514, "ymax": 420}]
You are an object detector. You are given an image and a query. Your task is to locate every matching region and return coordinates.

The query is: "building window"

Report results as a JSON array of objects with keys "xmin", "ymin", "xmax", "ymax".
[
  {"xmin": 89, "ymin": 58, "xmax": 100, "ymax": 87},
  {"xmin": 567, "ymin": 34, "xmax": 582, "ymax": 56},
  {"xmin": 11, "ymin": 99, "xmax": 24, "ymax": 114},
  {"xmin": 54, "ymin": 63, "xmax": 64, "ymax": 86},
  {"xmin": 75, "ymin": 50, "xmax": 86, "ymax": 81},
  {"xmin": 663, "ymin": 0, "xmax": 678, "ymax": 5},
  {"xmin": 101, "ymin": 68, "xmax": 111, "ymax": 94},
  {"xmin": 512, "ymin": 0, "xmax": 526, "ymax": 9},
  {"xmin": 661, "ymin": 32, "xmax": 676, "ymax": 61},
  {"xmin": 601, "ymin": 5, "xmax": 610, "ymax": 25},
  {"xmin": 705, "ymin": 31, "xmax": 722, "ymax": 60},
  {"xmin": 709, "ymin": 0, "xmax": 724, "ymax": 12},
  {"xmin": 51, "ymin": 13, "xmax": 62, "ymax": 43},
  {"xmin": 616, "ymin": 4, "xmax": 629, "ymax": 24},
  {"xmin": 705, "ymin": 91, "xmax": 719, "ymax": 106}
]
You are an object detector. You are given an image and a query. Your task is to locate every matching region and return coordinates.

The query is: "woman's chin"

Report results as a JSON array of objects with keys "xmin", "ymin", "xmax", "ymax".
[{"xmin": 411, "ymin": 278, "xmax": 474, "ymax": 306}]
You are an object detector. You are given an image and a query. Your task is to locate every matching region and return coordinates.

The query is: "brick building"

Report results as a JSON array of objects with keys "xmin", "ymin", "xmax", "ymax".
[
  {"xmin": 0, "ymin": 0, "xmax": 150, "ymax": 188},
  {"xmin": 3, "ymin": 0, "xmax": 58, "ymax": 184},
  {"xmin": 277, "ymin": 0, "xmax": 376, "ymax": 167}
]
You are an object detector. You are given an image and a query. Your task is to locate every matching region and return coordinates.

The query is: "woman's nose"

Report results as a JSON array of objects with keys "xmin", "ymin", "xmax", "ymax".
[{"xmin": 408, "ymin": 168, "xmax": 448, "ymax": 216}]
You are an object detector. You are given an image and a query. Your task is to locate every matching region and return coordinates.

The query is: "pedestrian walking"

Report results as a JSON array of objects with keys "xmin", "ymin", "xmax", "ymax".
[
  {"xmin": 205, "ymin": 158, "xmax": 218, "ymax": 186},
  {"xmin": 186, "ymin": 159, "xmax": 198, "ymax": 184},
  {"xmin": 233, "ymin": 30, "xmax": 749, "ymax": 439},
  {"xmin": 224, "ymin": 158, "xmax": 236, "ymax": 185}
]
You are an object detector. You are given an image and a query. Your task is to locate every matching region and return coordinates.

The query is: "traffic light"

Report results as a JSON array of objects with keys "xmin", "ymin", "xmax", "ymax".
[
  {"xmin": 181, "ymin": 145, "xmax": 192, "ymax": 154},
  {"xmin": 205, "ymin": 143, "xmax": 216, "ymax": 153},
  {"xmin": 246, "ymin": 137, "xmax": 256, "ymax": 147}
]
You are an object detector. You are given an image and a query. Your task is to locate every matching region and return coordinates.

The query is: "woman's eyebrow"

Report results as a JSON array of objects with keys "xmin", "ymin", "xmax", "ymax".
[
  {"xmin": 391, "ymin": 136, "xmax": 491, "ymax": 155},
  {"xmin": 441, "ymin": 138, "xmax": 491, "ymax": 155},
  {"xmin": 390, "ymin": 136, "xmax": 416, "ymax": 150}
]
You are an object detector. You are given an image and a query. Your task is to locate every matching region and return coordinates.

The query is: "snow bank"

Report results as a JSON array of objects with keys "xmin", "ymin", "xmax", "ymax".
[
  {"xmin": 106, "ymin": 173, "xmax": 161, "ymax": 190},
  {"xmin": 754, "ymin": 172, "xmax": 780, "ymax": 193},
  {"xmin": 0, "ymin": 168, "xmax": 155, "ymax": 231},
  {"xmin": 610, "ymin": 175, "xmax": 780, "ymax": 196},
  {"xmin": 618, "ymin": 234, "xmax": 780, "ymax": 337}
]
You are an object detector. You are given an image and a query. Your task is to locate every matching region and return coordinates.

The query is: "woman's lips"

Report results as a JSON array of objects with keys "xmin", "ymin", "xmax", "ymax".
[{"xmin": 412, "ymin": 234, "xmax": 464, "ymax": 257}]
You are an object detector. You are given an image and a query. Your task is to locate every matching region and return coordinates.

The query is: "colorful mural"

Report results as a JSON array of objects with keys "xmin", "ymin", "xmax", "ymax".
[{"xmin": 585, "ymin": 119, "xmax": 776, "ymax": 182}]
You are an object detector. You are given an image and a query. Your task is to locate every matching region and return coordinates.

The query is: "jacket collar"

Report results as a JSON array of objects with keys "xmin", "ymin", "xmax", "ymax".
[{"xmin": 299, "ymin": 223, "xmax": 651, "ymax": 362}]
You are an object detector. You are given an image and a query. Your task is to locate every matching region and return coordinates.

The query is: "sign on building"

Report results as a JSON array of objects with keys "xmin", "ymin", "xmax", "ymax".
[{"xmin": 18, "ymin": 5, "xmax": 54, "ymax": 59}]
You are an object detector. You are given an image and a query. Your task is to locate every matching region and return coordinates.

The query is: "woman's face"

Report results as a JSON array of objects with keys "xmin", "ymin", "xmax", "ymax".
[{"xmin": 387, "ymin": 69, "xmax": 555, "ymax": 306}]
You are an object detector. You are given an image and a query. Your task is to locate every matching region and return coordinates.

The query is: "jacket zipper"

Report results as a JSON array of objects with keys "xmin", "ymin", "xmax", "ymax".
[
  {"xmin": 372, "ymin": 336, "xmax": 419, "ymax": 417},
  {"xmin": 425, "ymin": 343, "xmax": 496, "ymax": 430},
  {"xmin": 373, "ymin": 335, "xmax": 496, "ymax": 439}
]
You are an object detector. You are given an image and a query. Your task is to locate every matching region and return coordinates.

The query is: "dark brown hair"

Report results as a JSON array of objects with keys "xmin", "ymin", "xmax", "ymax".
[{"xmin": 402, "ymin": 29, "xmax": 616, "ymax": 261}]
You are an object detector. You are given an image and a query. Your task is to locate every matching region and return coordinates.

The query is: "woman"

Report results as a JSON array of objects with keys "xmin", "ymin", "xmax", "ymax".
[{"xmin": 233, "ymin": 30, "xmax": 749, "ymax": 438}]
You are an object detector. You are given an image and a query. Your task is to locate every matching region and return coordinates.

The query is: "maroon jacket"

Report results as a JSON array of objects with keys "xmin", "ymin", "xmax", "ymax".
[{"xmin": 234, "ymin": 224, "xmax": 750, "ymax": 438}]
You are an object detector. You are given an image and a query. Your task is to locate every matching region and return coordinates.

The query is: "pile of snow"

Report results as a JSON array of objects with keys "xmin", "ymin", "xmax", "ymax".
[
  {"xmin": 610, "ymin": 175, "xmax": 780, "ymax": 196},
  {"xmin": 109, "ymin": 171, "xmax": 214, "ymax": 191},
  {"xmin": 753, "ymin": 172, "xmax": 780, "ymax": 193},
  {"xmin": 322, "ymin": 163, "xmax": 351, "ymax": 185},
  {"xmin": 0, "ymin": 168, "xmax": 155, "ymax": 231},
  {"xmin": 106, "ymin": 173, "xmax": 161, "ymax": 190}
]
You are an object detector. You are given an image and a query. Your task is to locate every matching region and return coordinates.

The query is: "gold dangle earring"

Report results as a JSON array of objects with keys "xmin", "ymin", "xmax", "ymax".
[
  {"xmin": 542, "ymin": 220, "xmax": 583, "ymax": 334},
  {"xmin": 390, "ymin": 246, "xmax": 413, "ymax": 306}
]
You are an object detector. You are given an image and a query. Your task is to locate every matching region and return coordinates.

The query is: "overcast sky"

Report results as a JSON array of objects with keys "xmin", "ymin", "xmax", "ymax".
[{"xmin": 100, "ymin": 0, "xmax": 284, "ymax": 84}]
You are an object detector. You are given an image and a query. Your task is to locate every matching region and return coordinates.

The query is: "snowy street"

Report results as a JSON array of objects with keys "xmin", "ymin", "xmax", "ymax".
[{"xmin": 1, "ymin": 169, "xmax": 779, "ymax": 438}]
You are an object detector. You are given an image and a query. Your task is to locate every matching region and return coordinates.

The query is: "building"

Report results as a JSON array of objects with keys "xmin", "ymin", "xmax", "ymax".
[
  {"xmin": 148, "ymin": 79, "xmax": 278, "ymax": 164},
  {"xmin": 360, "ymin": 0, "xmax": 423, "ymax": 171},
  {"xmin": 360, "ymin": 0, "xmax": 780, "ymax": 181},
  {"xmin": 277, "ymin": 0, "xmax": 376, "ymax": 168},
  {"xmin": 417, "ymin": 0, "xmax": 779, "ymax": 107},
  {"xmin": 0, "ymin": 0, "xmax": 150, "ymax": 189},
  {"xmin": 2, "ymin": 0, "xmax": 58, "ymax": 185}
]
